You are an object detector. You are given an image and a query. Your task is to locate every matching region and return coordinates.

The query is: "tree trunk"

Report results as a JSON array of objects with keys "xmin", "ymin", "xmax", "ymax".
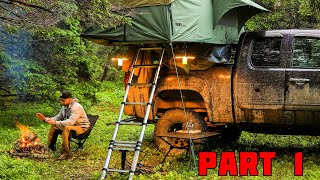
[
  {"xmin": 293, "ymin": 0, "xmax": 300, "ymax": 28},
  {"xmin": 100, "ymin": 65, "xmax": 110, "ymax": 82}
]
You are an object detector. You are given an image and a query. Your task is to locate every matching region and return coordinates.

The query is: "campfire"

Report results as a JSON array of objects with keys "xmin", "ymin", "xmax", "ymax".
[{"xmin": 8, "ymin": 123, "xmax": 52, "ymax": 159}]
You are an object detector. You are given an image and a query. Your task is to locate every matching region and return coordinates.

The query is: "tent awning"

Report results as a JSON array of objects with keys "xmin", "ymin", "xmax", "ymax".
[{"xmin": 212, "ymin": 0, "xmax": 269, "ymax": 28}]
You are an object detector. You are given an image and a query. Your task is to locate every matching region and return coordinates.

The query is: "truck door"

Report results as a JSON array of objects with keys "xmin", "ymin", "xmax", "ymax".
[
  {"xmin": 234, "ymin": 31, "xmax": 287, "ymax": 124},
  {"xmin": 285, "ymin": 31, "xmax": 320, "ymax": 125}
]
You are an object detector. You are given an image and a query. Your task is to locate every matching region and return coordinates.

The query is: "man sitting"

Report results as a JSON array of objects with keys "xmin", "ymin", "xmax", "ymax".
[{"xmin": 36, "ymin": 90, "xmax": 90, "ymax": 160}]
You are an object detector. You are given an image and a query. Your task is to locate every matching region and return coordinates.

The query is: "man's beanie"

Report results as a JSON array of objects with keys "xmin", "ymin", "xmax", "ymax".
[{"xmin": 59, "ymin": 90, "xmax": 72, "ymax": 100}]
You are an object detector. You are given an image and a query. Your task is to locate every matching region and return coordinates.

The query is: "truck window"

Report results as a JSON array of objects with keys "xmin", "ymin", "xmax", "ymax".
[
  {"xmin": 292, "ymin": 37, "xmax": 320, "ymax": 68},
  {"xmin": 250, "ymin": 37, "xmax": 282, "ymax": 67}
]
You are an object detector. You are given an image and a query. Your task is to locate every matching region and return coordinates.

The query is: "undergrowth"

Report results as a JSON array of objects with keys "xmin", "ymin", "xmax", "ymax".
[{"xmin": 1, "ymin": 80, "xmax": 320, "ymax": 179}]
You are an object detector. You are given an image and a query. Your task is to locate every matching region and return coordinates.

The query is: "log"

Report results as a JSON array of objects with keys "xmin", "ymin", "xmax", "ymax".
[
  {"xmin": 9, "ymin": 151, "xmax": 51, "ymax": 159},
  {"xmin": 31, "ymin": 153, "xmax": 52, "ymax": 159},
  {"xmin": 10, "ymin": 152, "xmax": 31, "ymax": 157}
]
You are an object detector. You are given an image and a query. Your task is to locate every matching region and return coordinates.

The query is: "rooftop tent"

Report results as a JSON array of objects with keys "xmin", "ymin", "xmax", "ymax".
[{"xmin": 83, "ymin": 0, "xmax": 268, "ymax": 45}]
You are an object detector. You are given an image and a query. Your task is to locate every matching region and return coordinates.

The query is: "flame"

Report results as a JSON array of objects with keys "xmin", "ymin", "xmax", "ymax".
[{"xmin": 16, "ymin": 123, "xmax": 40, "ymax": 148}]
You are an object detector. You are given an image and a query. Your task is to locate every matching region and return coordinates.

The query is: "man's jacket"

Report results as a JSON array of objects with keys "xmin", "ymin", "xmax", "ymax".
[{"xmin": 52, "ymin": 98, "xmax": 90, "ymax": 130}]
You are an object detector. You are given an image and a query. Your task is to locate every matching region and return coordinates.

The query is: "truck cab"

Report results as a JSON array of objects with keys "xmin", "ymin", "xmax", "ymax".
[{"xmin": 235, "ymin": 30, "xmax": 320, "ymax": 131}]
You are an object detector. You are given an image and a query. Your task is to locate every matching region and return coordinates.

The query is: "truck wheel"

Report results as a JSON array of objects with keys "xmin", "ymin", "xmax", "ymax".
[{"xmin": 154, "ymin": 109, "xmax": 208, "ymax": 154}]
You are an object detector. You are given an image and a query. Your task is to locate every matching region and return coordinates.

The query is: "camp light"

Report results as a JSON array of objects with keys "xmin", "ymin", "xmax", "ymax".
[
  {"xmin": 112, "ymin": 58, "xmax": 128, "ymax": 66},
  {"xmin": 175, "ymin": 56, "xmax": 195, "ymax": 65},
  {"xmin": 182, "ymin": 56, "xmax": 188, "ymax": 64},
  {"xmin": 175, "ymin": 45, "xmax": 195, "ymax": 65}
]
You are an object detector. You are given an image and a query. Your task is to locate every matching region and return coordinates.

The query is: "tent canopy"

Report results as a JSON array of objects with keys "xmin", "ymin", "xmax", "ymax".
[{"xmin": 83, "ymin": 0, "xmax": 268, "ymax": 45}]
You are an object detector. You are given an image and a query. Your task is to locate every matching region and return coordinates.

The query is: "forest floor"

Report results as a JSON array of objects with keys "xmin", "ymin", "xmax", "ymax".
[{"xmin": 1, "ymin": 81, "xmax": 320, "ymax": 180}]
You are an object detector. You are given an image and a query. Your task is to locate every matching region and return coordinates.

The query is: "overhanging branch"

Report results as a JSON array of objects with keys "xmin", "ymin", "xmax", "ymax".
[
  {"xmin": 11, "ymin": 0, "xmax": 53, "ymax": 13},
  {"xmin": 0, "ymin": 0, "xmax": 53, "ymax": 13}
]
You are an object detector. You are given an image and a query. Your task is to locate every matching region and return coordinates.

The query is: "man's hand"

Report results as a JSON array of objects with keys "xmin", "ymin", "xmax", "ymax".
[
  {"xmin": 45, "ymin": 118, "xmax": 57, "ymax": 125},
  {"xmin": 36, "ymin": 113, "xmax": 46, "ymax": 121},
  {"xmin": 36, "ymin": 113, "xmax": 56, "ymax": 125}
]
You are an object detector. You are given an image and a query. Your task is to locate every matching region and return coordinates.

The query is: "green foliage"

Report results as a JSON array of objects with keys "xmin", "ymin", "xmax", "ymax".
[
  {"xmin": 2, "ymin": 54, "xmax": 57, "ymax": 100},
  {"xmin": 246, "ymin": 0, "xmax": 320, "ymax": 31},
  {"xmin": 299, "ymin": 0, "xmax": 313, "ymax": 16},
  {"xmin": 76, "ymin": 0, "xmax": 131, "ymax": 28},
  {"xmin": 0, "ymin": 16, "xmax": 121, "ymax": 108},
  {"xmin": 0, "ymin": 0, "xmax": 129, "ymax": 109},
  {"xmin": 31, "ymin": 17, "xmax": 117, "ymax": 105}
]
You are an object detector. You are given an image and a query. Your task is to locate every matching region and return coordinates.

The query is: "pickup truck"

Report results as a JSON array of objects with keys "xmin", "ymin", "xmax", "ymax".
[{"xmin": 118, "ymin": 29, "xmax": 320, "ymax": 152}]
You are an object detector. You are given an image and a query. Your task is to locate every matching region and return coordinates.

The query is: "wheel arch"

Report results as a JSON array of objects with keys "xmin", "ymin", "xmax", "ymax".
[{"xmin": 155, "ymin": 75, "xmax": 213, "ymax": 121}]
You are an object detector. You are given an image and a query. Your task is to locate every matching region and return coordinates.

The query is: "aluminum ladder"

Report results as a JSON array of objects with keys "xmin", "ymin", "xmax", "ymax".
[{"xmin": 100, "ymin": 47, "xmax": 165, "ymax": 180}]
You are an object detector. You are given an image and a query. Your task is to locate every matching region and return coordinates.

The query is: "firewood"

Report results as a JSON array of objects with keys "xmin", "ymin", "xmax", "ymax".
[
  {"xmin": 9, "ymin": 127, "xmax": 52, "ymax": 159},
  {"xmin": 11, "ymin": 152, "xmax": 31, "ymax": 157},
  {"xmin": 31, "ymin": 153, "xmax": 52, "ymax": 159}
]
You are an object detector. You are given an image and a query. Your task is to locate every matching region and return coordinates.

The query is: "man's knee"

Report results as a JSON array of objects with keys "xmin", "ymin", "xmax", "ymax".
[
  {"xmin": 62, "ymin": 126, "xmax": 72, "ymax": 132},
  {"xmin": 63, "ymin": 126, "xmax": 83, "ymax": 135}
]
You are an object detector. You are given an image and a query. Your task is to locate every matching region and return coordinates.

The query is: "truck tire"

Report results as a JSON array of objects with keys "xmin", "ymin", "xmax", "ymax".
[{"xmin": 154, "ymin": 109, "xmax": 208, "ymax": 154}]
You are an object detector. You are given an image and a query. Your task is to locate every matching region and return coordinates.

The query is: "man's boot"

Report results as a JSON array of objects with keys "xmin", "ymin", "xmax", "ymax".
[{"xmin": 58, "ymin": 152, "xmax": 73, "ymax": 160}]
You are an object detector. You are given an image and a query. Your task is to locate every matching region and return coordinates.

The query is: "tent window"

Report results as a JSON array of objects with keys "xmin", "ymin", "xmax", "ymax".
[
  {"xmin": 250, "ymin": 37, "xmax": 282, "ymax": 67},
  {"xmin": 292, "ymin": 37, "xmax": 320, "ymax": 68}
]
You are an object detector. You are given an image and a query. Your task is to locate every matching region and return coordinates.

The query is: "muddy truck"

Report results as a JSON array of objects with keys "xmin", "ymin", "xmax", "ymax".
[{"xmin": 113, "ymin": 29, "xmax": 320, "ymax": 152}]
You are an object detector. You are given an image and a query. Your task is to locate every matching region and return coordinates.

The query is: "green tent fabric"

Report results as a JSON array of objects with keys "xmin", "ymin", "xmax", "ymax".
[
  {"xmin": 212, "ymin": 0, "xmax": 268, "ymax": 29},
  {"xmin": 83, "ymin": 0, "xmax": 268, "ymax": 45}
]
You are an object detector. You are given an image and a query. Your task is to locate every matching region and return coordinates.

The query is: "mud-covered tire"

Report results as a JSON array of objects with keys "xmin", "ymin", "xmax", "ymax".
[{"xmin": 154, "ymin": 109, "xmax": 208, "ymax": 154}]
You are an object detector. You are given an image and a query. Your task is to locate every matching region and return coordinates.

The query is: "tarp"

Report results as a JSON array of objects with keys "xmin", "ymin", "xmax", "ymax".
[{"xmin": 83, "ymin": 0, "xmax": 268, "ymax": 45}]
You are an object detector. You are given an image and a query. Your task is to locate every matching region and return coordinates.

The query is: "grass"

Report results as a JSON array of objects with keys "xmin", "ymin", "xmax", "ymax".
[{"xmin": 1, "ymin": 80, "xmax": 320, "ymax": 179}]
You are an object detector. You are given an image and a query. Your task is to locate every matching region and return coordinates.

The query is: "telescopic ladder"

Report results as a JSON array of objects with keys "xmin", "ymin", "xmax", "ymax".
[{"xmin": 100, "ymin": 47, "xmax": 165, "ymax": 180}]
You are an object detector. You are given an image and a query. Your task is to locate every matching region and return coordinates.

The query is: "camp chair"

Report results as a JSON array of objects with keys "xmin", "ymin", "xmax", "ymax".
[{"xmin": 70, "ymin": 115, "xmax": 99, "ymax": 151}]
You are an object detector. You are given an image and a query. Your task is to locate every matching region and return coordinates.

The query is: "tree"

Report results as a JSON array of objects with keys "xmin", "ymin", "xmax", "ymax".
[
  {"xmin": 0, "ymin": 0, "xmax": 130, "ymax": 29},
  {"xmin": 246, "ymin": 0, "xmax": 320, "ymax": 31},
  {"xmin": 0, "ymin": 0, "xmax": 129, "ymax": 108},
  {"xmin": 0, "ymin": 0, "xmax": 66, "ymax": 27}
]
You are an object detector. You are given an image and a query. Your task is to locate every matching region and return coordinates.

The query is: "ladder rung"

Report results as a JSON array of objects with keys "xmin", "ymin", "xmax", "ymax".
[
  {"xmin": 133, "ymin": 64, "xmax": 159, "ymax": 68},
  {"xmin": 119, "ymin": 121, "xmax": 143, "ymax": 126},
  {"xmin": 114, "ymin": 143, "xmax": 136, "ymax": 147},
  {"xmin": 113, "ymin": 147, "xmax": 135, "ymax": 151},
  {"xmin": 107, "ymin": 169, "xmax": 131, "ymax": 173},
  {"xmin": 105, "ymin": 117, "xmax": 142, "ymax": 126},
  {"xmin": 124, "ymin": 102, "xmax": 148, "ymax": 106},
  {"xmin": 140, "ymin": 47, "xmax": 163, "ymax": 51},
  {"xmin": 121, "ymin": 117, "xmax": 139, "ymax": 121},
  {"xmin": 130, "ymin": 83, "xmax": 153, "ymax": 87},
  {"xmin": 114, "ymin": 140, "xmax": 138, "ymax": 144},
  {"xmin": 106, "ymin": 121, "xmax": 140, "ymax": 126}
]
